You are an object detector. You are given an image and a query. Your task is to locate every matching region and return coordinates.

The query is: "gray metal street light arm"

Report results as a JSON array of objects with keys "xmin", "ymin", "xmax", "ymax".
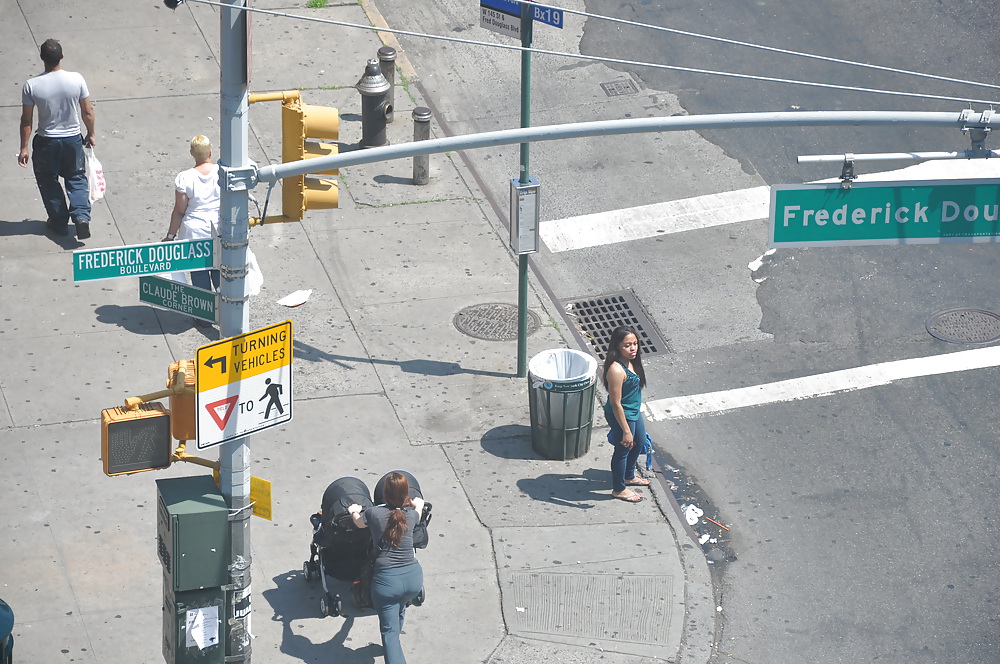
[{"xmin": 256, "ymin": 110, "xmax": 995, "ymax": 184}]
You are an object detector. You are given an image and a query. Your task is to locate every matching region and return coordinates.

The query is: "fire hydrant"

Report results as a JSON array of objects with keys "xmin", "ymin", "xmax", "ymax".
[{"xmin": 356, "ymin": 58, "xmax": 393, "ymax": 148}]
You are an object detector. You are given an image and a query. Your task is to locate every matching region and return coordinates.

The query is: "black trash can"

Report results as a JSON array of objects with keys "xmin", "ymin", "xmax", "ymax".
[{"xmin": 527, "ymin": 349, "xmax": 598, "ymax": 460}]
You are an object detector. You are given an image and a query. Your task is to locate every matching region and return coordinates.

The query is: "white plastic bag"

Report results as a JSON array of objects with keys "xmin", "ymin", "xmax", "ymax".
[
  {"xmin": 245, "ymin": 248, "xmax": 263, "ymax": 296},
  {"xmin": 85, "ymin": 147, "xmax": 106, "ymax": 202}
]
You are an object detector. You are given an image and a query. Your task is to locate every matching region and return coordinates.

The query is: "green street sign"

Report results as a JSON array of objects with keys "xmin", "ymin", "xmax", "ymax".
[
  {"xmin": 73, "ymin": 239, "xmax": 214, "ymax": 282},
  {"xmin": 139, "ymin": 275, "xmax": 217, "ymax": 322},
  {"xmin": 770, "ymin": 179, "xmax": 1000, "ymax": 248}
]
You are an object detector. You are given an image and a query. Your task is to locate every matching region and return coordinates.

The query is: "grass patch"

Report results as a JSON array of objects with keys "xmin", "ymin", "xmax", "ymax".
[{"xmin": 307, "ymin": 0, "xmax": 328, "ymax": 8}]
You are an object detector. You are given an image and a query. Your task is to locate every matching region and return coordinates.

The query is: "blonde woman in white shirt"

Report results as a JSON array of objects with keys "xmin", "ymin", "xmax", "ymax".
[{"xmin": 163, "ymin": 135, "xmax": 220, "ymax": 291}]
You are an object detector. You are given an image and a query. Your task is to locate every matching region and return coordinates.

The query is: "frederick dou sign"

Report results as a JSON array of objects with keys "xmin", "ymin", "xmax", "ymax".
[
  {"xmin": 73, "ymin": 239, "xmax": 214, "ymax": 282},
  {"xmin": 770, "ymin": 179, "xmax": 1000, "ymax": 248}
]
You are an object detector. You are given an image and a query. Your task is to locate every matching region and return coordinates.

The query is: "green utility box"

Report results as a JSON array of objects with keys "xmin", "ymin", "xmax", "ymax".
[
  {"xmin": 156, "ymin": 476, "xmax": 230, "ymax": 592},
  {"xmin": 162, "ymin": 580, "xmax": 225, "ymax": 664}
]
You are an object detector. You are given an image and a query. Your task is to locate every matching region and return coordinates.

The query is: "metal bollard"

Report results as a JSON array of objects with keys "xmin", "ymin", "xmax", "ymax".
[
  {"xmin": 356, "ymin": 58, "xmax": 392, "ymax": 148},
  {"xmin": 412, "ymin": 107, "xmax": 431, "ymax": 185},
  {"xmin": 377, "ymin": 46, "xmax": 396, "ymax": 124}
]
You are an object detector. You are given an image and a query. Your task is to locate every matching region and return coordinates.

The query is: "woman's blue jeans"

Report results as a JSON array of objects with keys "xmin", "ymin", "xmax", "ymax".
[
  {"xmin": 607, "ymin": 413, "xmax": 647, "ymax": 493},
  {"xmin": 371, "ymin": 562, "xmax": 423, "ymax": 664},
  {"xmin": 190, "ymin": 269, "xmax": 220, "ymax": 292}
]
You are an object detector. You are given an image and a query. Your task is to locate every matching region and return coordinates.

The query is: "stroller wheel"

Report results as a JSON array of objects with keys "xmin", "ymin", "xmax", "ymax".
[
  {"xmin": 411, "ymin": 587, "xmax": 425, "ymax": 607},
  {"xmin": 333, "ymin": 595, "xmax": 343, "ymax": 617},
  {"xmin": 302, "ymin": 561, "xmax": 313, "ymax": 581},
  {"xmin": 319, "ymin": 593, "xmax": 332, "ymax": 617}
]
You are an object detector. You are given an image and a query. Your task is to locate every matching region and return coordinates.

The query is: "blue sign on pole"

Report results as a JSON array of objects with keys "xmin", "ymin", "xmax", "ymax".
[
  {"xmin": 481, "ymin": 0, "xmax": 520, "ymax": 14},
  {"xmin": 480, "ymin": 0, "xmax": 564, "ymax": 28},
  {"xmin": 531, "ymin": 2, "xmax": 563, "ymax": 28}
]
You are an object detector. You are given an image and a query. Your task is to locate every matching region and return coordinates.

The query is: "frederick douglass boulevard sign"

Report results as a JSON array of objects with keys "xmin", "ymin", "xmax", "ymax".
[
  {"xmin": 73, "ymin": 239, "xmax": 214, "ymax": 282},
  {"xmin": 770, "ymin": 179, "xmax": 1000, "ymax": 248}
]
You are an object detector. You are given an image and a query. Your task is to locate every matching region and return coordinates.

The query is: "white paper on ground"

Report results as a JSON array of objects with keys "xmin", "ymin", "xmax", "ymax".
[
  {"xmin": 277, "ymin": 289, "xmax": 312, "ymax": 307},
  {"xmin": 683, "ymin": 503, "xmax": 704, "ymax": 526}
]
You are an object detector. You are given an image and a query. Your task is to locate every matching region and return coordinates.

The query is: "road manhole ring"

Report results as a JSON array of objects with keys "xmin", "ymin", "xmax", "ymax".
[
  {"xmin": 454, "ymin": 303, "xmax": 540, "ymax": 341},
  {"xmin": 925, "ymin": 308, "xmax": 1000, "ymax": 344}
]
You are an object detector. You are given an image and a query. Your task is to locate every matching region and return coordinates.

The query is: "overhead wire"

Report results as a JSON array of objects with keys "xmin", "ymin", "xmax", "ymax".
[{"xmin": 175, "ymin": 0, "xmax": 1000, "ymax": 106}]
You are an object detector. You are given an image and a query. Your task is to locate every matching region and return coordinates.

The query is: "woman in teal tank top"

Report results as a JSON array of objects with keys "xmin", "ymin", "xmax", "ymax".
[{"xmin": 602, "ymin": 326, "xmax": 650, "ymax": 502}]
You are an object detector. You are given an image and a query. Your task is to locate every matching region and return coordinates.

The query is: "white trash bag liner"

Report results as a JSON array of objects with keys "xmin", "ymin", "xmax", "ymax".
[{"xmin": 528, "ymin": 349, "xmax": 597, "ymax": 391}]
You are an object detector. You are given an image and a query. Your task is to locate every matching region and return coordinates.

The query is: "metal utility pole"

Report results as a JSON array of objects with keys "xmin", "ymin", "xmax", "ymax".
[
  {"xmin": 516, "ymin": 4, "xmax": 533, "ymax": 378},
  {"xmin": 218, "ymin": 0, "xmax": 253, "ymax": 661}
]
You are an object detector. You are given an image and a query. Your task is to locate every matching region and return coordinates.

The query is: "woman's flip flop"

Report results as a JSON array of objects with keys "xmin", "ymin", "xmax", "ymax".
[
  {"xmin": 614, "ymin": 491, "xmax": 643, "ymax": 503},
  {"xmin": 625, "ymin": 478, "xmax": 651, "ymax": 486}
]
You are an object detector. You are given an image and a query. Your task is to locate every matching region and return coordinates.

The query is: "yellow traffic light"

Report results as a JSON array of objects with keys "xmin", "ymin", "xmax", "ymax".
[
  {"xmin": 101, "ymin": 403, "xmax": 172, "ymax": 476},
  {"xmin": 168, "ymin": 360, "xmax": 196, "ymax": 441},
  {"xmin": 280, "ymin": 95, "xmax": 339, "ymax": 222}
]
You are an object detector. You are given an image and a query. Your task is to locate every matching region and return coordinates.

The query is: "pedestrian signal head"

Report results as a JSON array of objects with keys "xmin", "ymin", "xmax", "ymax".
[{"xmin": 101, "ymin": 403, "xmax": 172, "ymax": 476}]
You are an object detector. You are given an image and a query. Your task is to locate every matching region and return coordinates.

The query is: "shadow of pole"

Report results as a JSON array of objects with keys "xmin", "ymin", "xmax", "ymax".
[{"xmin": 293, "ymin": 339, "xmax": 513, "ymax": 378}]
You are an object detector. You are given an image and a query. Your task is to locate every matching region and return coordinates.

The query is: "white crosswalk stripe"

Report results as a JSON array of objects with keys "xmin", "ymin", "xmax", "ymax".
[
  {"xmin": 541, "ymin": 159, "xmax": 1000, "ymax": 253},
  {"xmin": 643, "ymin": 346, "xmax": 1000, "ymax": 421}
]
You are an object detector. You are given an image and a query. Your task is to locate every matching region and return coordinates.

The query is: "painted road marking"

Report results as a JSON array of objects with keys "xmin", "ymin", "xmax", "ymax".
[
  {"xmin": 643, "ymin": 346, "xmax": 1000, "ymax": 421},
  {"xmin": 541, "ymin": 159, "xmax": 1000, "ymax": 253}
]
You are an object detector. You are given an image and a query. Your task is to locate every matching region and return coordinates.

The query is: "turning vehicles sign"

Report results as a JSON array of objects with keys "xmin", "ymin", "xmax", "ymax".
[{"xmin": 195, "ymin": 321, "xmax": 293, "ymax": 449}]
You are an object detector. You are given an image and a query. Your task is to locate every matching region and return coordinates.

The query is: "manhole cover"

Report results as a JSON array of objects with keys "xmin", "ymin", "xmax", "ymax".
[
  {"xmin": 600, "ymin": 79, "xmax": 638, "ymax": 97},
  {"xmin": 926, "ymin": 308, "xmax": 1000, "ymax": 344},
  {"xmin": 564, "ymin": 291, "xmax": 668, "ymax": 360},
  {"xmin": 454, "ymin": 303, "xmax": 540, "ymax": 341}
]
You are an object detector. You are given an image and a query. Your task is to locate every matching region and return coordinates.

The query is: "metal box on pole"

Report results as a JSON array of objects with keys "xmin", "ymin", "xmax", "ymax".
[
  {"xmin": 156, "ymin": 476, "xmax": 230, "ymax": 592},
  {"xmin": 509, "ymin": 177, "xmax": 540, "ymax": 254},
  {"xmin": 162, "ymin": 580, "xmax": 226, "ymax": 664}
]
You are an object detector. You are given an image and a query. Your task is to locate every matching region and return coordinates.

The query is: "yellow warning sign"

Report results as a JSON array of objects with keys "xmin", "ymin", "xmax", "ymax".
[
  {"xmin": 212, "ymin": 472, "xmax": 273, "ymax": 521},
  {"xmin": 250, "ymin": 476, "xmax": 273, "ymax": 521},
  {"xmin": 197, "ymin": 321, "xmax": 293, "ymax": 392}
]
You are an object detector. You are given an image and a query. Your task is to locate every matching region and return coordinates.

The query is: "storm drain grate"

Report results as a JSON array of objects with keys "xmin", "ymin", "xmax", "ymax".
[
  {"xmin": 926, "ymin": 308, "xmax": 1000, "ymax": 344},
  {"xmin": 600, "ymin": 79, "xmax": 638, "ymax": 97},
  {"xmin": 564, "ymin": 291, "xmax": 668, "ymax": 360},
  {"xmin": 508, "ymin": 572, "xmax": 674, "ymax": 644},
  {"xmin": 454, "ymin": 303, "xmax": 540, "ymax": 341}
]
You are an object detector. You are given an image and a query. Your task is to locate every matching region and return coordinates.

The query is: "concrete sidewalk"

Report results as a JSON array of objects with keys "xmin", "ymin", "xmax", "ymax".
[{"xmin": 0, "ymin": 1, "xmax": 713, "ymax": 663}]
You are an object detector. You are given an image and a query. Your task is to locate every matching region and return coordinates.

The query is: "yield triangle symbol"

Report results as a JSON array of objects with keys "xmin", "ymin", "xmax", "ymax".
[{"xmin": 206, "ymin": 395, "xmax": 240, "ymax": 430}]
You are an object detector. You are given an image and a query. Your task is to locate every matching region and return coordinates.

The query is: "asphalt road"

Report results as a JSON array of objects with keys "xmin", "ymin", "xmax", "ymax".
[{"xmin": 372, "ymin": 0, "xmax": 1000, "ymax": 661}]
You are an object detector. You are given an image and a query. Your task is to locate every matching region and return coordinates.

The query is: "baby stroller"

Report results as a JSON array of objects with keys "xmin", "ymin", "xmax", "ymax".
[{"xmin": 304, "ymin": 471, "xmax": 432, "ymax": 618}]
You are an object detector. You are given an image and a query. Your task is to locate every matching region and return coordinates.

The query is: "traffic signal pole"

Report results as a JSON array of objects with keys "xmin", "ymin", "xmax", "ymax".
[{"xmin": 218, "ymin": 1, "xmax": 253, "ymax": 661}]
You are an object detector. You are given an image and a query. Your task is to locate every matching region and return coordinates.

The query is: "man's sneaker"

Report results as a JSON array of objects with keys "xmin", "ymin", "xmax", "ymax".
[
  {"xmin": 75, "ymin": 221, "xmax": 91, "ymax": 240},
  {"xmin": 46, "ymin": 219, "xmax": 70, "ymax": 236}
]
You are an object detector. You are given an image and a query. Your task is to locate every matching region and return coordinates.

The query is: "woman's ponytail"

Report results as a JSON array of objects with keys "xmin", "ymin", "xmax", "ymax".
[{"xmin": 381, "ymin": 472, "xmax": 413, "ymax": 548}]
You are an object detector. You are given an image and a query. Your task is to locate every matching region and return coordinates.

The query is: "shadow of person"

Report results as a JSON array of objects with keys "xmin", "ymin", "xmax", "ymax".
[
  {"xmin": 0, "ymin": 218, "xmax": 44, "ymax": 237},
  {"xmin": 263, "ymin": 570, "xmax": 382, "ymax": 664},
  {"xmin": 516, "ymin": 467, "xmax": 613, "ymax": 508}
]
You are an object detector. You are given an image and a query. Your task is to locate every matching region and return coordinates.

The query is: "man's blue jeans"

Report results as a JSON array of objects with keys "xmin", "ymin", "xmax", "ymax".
[
  {"xmin": 371, "ymin": 562, "xmax": 423, "ymax": 664},
  {"xmin": 32, "ymin": 134, "xmax": 90, "ymax": 229},
  {"xmin": 607, "ymin": 413, "xmax": 647, "ymax": 493}
]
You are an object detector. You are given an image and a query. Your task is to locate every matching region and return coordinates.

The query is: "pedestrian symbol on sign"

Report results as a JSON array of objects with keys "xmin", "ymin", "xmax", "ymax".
[{"xmin": 260, "ymin": 379, "xmax": 284, "ymax": 418}]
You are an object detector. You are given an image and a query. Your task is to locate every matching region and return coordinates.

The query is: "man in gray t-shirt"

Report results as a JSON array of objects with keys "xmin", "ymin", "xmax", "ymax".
[{"xmin": 18, "ymin": 38, "xmax": 96, "ymax": 240}]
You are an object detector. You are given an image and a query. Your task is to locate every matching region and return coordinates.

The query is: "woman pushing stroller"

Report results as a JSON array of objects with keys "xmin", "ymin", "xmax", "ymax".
[{"xmin": 347, "ymin": 472, "xmax": 424, "ymax": 664}]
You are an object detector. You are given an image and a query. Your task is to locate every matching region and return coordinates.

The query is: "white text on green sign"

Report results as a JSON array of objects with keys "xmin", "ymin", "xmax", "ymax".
[
  {"xmin": 770, "ymin": 179, "xmax": 1000, "ymax": 248},
  {"xmin": 73, "ymin": 239, "xmax": 214, "ymax": 282},
  {"xmin": 139, "ymin": 276, "xmax": 217, "ymax": 322}
]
